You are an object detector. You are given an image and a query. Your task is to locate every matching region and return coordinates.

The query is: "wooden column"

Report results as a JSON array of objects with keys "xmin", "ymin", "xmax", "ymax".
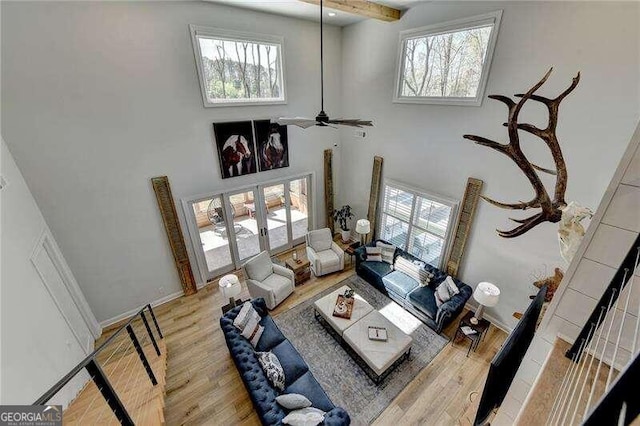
[
  {"xmin": 324, "ymin": 149, "xmax": 335, "ymax": 235},
  {"xmin": 366, "ymin": 156, "xmax": 383, "ymax": 244},
  {"xmin": 446, "ymin": 177, "xmax": 483, "ymax": 278},
  {"xmin": 151, "ymin": 176, "xmax": 197, "ymax": 296}
]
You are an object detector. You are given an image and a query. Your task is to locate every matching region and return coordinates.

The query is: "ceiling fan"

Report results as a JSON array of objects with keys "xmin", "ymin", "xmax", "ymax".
[{"xmin": 275, "ymin": 0, "xmax": 373, "ymax": 129}]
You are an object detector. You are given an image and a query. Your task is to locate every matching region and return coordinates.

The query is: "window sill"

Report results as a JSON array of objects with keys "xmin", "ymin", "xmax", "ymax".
[{"xmin": 203, "ymin": 99, "xmax": 287, "ymax": 108}]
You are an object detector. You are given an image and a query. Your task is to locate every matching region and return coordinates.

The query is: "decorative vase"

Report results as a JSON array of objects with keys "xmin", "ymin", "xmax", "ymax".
[{"xmin": 340, "ymin": 229, "xmax": 351, "ymax": 243}]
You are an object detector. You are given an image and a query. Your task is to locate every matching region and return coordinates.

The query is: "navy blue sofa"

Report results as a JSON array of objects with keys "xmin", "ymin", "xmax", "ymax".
[
  {"xmin": 220, "ymin": 298, "xmax": 350, "ymax": 426},
  {"xmin": 355, "ymin": 240, "xmax": 472, "ymax": 333}
]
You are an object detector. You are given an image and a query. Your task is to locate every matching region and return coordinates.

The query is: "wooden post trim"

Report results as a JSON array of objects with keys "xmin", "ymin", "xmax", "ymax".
[
  {"xmin": 366, "ymin": 156, "xmax": 383, "ymax": 244},
  {"xmin": 151, "ymin": 176, "xmax": 197, "ymax": 296},
  {"xmin": 446, "ymin": 177, "xmax": 483, "ymax": 278},
  {"xmin": 324, "ymin": 149, "xmax": 335, "ymax": 235}
]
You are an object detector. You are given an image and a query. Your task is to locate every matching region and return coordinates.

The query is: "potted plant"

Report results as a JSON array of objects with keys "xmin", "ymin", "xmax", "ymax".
[{"xmin": 333, "ymin": 205, "xmax": 354, "ymax": 243}]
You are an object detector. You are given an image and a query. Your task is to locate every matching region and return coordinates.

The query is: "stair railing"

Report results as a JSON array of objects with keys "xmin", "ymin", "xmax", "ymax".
[
  {"xmin": 33, "ymin": 303, "xmax": 163, "ymax": 426},
  {"xmin": 547, "ymin": 235, "xmax": 640, "ymax": 426}
]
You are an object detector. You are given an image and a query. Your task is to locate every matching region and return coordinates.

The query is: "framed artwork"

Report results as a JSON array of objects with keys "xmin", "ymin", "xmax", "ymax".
[
  {"xmin": 254, "ymin": 120, "xmax": 289, "ymax": 172},
  {"xmin": 213, "ymin": 121, "xmax": 257, "ymax": 179}
]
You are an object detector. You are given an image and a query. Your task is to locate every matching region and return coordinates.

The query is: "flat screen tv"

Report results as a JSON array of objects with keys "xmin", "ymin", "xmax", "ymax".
[{"xmin": 474, "ymin": 285, "xmax": 548, "ymax": 425}]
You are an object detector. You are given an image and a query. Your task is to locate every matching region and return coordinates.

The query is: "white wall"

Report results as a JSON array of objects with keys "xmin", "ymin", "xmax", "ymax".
[
  {"xmin": 1, "ymin": 1, "xmax": 343, "ymax": 323},
  {"xmin": 494, "ymin": 122, "xmax": 640, "ymax": 426},
  {"xmin": 340, "ymin": 1, "xmax": 640, "ymax": 328},
  {"xmin": 0, "ymin": 138, "xmax": 98, "ymax": 405}
]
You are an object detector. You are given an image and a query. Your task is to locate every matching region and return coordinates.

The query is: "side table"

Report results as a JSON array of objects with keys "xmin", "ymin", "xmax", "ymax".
[
  {"xmin": 344, "ymin": 241, "xmax": 361, "ymax": 266},
  {"xmin": 452, "ymin": 311, "xmax": 490, "ymax": 356},
  {"xmin": 285, "ymin": 258, "xmax": 311, "ymax": 285},
  {"xmin": 221, "ymin": 298, "xmax": 249, "ymax": 315}
]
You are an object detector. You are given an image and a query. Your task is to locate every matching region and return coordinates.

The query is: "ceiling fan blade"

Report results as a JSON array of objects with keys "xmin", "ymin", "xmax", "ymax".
[
  {"xmin": 327, "ymin": 119, "xmax": 374, "ymax": 128},
  {"xmin": 274, "ymin": 117, "xmax": 318, "ymax": 129}
]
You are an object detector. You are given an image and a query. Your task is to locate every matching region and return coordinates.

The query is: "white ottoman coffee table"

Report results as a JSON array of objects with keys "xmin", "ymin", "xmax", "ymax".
[
  {"xmin": 313, "ymin": 285, "xmax": 374, "ymax": 336},
  {"xmin": 343, "ymin": 310, "xmax": 413, "ymax": 383}
]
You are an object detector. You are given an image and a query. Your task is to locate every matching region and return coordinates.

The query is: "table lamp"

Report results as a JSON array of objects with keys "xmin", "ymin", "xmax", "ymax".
[
  {"xmin": 355, "ymin": 219, "xmax": 371, "ymax": 245},
  {"xmin": 471, "ymin": 282, "xmax": 500, "ymax": 325},
  {"xmin": 219, "ymin": 274, "xmax": 242, "ymax": 307}
]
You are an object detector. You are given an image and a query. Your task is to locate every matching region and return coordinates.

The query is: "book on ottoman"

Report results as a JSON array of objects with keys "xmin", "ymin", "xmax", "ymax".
[
  {"xmin": 333, "ymin": 295, "xmax": 354, "ymax": 319},
  {"xmin": 368, "ymin": 326, "xmax": 388, "ymax": 341}
]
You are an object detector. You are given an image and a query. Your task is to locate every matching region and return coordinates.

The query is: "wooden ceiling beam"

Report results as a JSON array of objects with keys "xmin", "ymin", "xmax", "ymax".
[{"xmin": 299, "ymin": 0, "xmax": 401, "ymax": 22}]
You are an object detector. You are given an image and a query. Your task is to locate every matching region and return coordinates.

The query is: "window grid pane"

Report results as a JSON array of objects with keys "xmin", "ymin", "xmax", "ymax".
[
  {"xmin": 380, "ymin": 214, "xmax": 409, "ymax": 250},
  {"xmin": 197, "ymin": 36, "xmax": 284, "ymax": 103},
  {"xmin": 408, "ymin": 228, "xmax": 445, "ymax": 266},
  {"xmin": 400, "ymin": 24, "xmax": 493, "ymax": 99},
  {"xmin": 380, "ymin": 183, "xmax": 455, "ymax": 267},
  {"xmin": 414, "ymin": 197, "xmax": 451, "ymax": 238},
  {"xmin": 382, "ymin": 186, "xmax": 414, "ymax": 222}
]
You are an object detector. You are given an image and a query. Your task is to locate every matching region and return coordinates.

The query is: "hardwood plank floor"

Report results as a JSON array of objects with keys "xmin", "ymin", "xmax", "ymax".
[{"xmin": 100, "ymin": 249, "xmax": 507, "ymax": 425}]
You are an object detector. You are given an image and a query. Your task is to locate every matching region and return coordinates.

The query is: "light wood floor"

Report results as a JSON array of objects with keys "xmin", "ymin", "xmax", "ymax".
[{"xmin": 101, "ymin": 249, "xmax": 507, "ymax": 425}]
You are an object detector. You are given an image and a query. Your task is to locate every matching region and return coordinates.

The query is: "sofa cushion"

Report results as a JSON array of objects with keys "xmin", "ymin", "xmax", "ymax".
[
  {"xmin": 394, "ymin": 256, "xmax": 432, "ymax": 286},
  {"xmin": 245, "ymin": 251, "xmax": 274, "ymax": 282},
  {"xmin": 263, "ymin": 273, "xmax": 293, "ymax": 301},
  {"xmin": 407, "ymin": 286, "xmax": 438, "ymax": 320},
  {"xmin": 315, "ymin": 249, "xmax": 340, "ymax": 269},
  {"xmin": 272, "ymin": 340, "xmax": 310, "ymax": 387},
  {"xmin": 307, "ymin": 228, "xmax": 333, "ymax": 252},
  {"xmin": 361, "ymin": 260, "xmax": 393, "ymax": 277},
  {"xmin": 285, "ymin": 371, "xmax": 334, "ymax": 412},
  {"xmin": 382, "ymin": 270, "xmax": 420, "ymax": 298},
  {"xmin": 256, "ymin": 316, "xmax": 286, "ymax": 351}
]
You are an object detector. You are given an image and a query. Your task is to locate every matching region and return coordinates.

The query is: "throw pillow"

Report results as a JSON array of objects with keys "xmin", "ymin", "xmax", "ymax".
[
  {"xmin": 394, "ymin": 256, "xmax": 432, "ymax": 286},
  {"xmin": 276, "ymin": 394, "xmax": 312, "ymax": 410},
  {"xmin": 444, "ymin": 275, "xmax": 460, "ymax": 295},
  {"xmin": 257, "ymin": 351, "xmax": 286, "ymax": 391},
  {"xmin": 233, "ymin": 302, "xmax": 264, "ymax": 348},
  {"xmin": 434, "ymin": 276, "xmax": 460, "ymax": 307},
  {"xmin": 365, "ymin": 247, "xmax": 383, "ymax": 262},
  {"xmin": 376, "ymin": 242, "xmax": 396, "ymax": 264},
  {"xmin": 282, "ymin": 407, "xmax": 326, "ymax": 426}
]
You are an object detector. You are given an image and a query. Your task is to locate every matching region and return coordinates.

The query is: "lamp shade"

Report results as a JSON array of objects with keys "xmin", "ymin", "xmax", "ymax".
[
  {"xmin": 219, "ymin": 274, "xmax": 241, "ymax": 300},
  {"xmin": 473, "ymin": 282, "xmax": 500, "ymax": 307},
  {"xmin": 355, "ymin": 219, "xmax": 371, "ymax": 235}
]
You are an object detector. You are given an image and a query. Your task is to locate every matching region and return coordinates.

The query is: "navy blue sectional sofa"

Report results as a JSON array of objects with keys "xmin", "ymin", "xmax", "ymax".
[
  {"xmin": 220, "ymin": 298, "xmax": 350, "ymax": 426},
  {"xmin": 355, "ymin": 240, "xmax": 472, "ymax": 333}
]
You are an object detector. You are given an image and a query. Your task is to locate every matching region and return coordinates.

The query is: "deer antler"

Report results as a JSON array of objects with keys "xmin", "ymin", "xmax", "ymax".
[{"xmin": 463, "ymin": 68, "xmax": 580, "ymax": 238}]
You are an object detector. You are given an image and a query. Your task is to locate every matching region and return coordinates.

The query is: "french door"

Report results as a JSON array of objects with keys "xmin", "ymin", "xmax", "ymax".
[{"xmin": 183, "ymin": 174, "xmax": 312, "ymax": 283}]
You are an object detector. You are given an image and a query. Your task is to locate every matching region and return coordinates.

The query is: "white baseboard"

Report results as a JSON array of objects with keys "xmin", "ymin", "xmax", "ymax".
[{"xmin": 99, "ymin": 290, "xmax": 184, "ymax": 328}]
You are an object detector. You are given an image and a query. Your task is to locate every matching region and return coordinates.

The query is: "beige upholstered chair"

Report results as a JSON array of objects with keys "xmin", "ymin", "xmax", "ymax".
[
  {"xmin": 243, "ymin": 251, "xmax": 295, "ymax": 310},
  {"xmin": 306, "ymin": 228, "xmax": 345, "ymax": 277}
]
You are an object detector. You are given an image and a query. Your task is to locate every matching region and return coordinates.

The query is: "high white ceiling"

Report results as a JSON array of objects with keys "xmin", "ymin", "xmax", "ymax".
[{"xmin": 205, "ymin": 0, "xmax": 422, "ymax": 27}]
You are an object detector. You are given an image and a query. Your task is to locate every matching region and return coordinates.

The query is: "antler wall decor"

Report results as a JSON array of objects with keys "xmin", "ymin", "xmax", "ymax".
[{"xmin": 464, "ymin": 68, "xmax": 580, "ymax": 238}]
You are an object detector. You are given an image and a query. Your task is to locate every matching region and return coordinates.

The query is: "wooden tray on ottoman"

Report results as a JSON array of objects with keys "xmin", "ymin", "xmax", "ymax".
[{"xmin": 333, "ymin": 295, "xmax": 354, "ymax": 319}]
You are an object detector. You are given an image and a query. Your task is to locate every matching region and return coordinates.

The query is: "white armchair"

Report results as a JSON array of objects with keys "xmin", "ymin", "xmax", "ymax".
[
  {"xmin": 306, "ymin": 228, "xmax": 345, "ymax": 277},
  {"xmin": 243, "ymin": 251, "xmax": 295, "ymax": 310}
]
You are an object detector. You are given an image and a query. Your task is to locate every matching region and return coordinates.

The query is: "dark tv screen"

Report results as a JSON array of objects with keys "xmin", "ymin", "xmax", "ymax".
[{"xmin": 474, "ymin": 285, "xmax": 547, "ymax": 425}]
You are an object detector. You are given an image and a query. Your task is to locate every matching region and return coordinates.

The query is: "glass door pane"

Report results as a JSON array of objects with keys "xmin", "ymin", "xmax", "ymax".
[
  {"xmin": 191, "ymin": 196, "xmax": 234, "ymax": 278},
  {"xmin": 228, "ymin": 190, "xmax": 262, "ymax": 263},
  {"xmin": 289, "ymin": 177, "xmax": 309, "ymax": 242},
  {"xmin": 262, "ymin": 183, "xmax": 290, "ymax": 252}
]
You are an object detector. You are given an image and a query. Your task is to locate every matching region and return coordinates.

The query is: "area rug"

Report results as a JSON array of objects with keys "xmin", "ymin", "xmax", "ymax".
[{"xmin": 273, "ymin": 275, "xmax": 448, "ymax": 425}]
